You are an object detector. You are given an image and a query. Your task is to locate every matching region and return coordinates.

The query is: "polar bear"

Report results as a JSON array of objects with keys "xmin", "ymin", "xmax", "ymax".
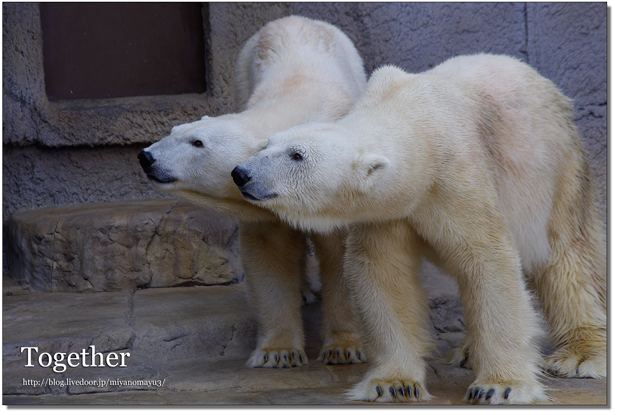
[
  {"xmin": 233, "ymin": 54, "xmax": 607, "ymax": 403},
  {"xmin": 138, "ymin": 16, "xmax": 367, "ymax": 368}
]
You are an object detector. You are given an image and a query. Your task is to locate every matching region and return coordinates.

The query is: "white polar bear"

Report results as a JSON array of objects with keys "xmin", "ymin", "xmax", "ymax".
[
  {"xmin": 233, "ymin": 54, "xmax": 607, "ymax": 403},
  {"xmin": 138, "ymin": 16, "xmax": 367, "ymax": 368}
]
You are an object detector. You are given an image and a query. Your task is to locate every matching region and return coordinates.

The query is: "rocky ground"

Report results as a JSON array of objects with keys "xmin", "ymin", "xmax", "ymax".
[
  {"xmin": 2, "ymin": 199, "xmax": 607, "ymax": 406},
  {"xmin": 2, "ymin": 270, "xmax": 607, "ymax": 406}
]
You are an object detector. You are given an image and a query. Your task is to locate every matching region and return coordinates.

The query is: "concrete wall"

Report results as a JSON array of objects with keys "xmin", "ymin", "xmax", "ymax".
[{"xmin": 3, "ymin": 2, "xmax": 607, "ymax": 223}]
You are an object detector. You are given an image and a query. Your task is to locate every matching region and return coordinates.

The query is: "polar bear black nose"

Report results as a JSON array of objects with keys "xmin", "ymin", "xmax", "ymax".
[
  {"xmin": 138, "ymin": 150, "xmax": 155, "ymax": 171},
  {"xmin": 231, "ymin": 166, "xmax": 251, "ymax": 187}
]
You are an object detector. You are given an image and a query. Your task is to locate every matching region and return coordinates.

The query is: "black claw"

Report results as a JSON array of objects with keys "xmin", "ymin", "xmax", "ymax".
[
  {"xmin": 263, "ymin": 354, "xmax": 268, "ymax": 363},
  {"xmin": 459, "ymin": 353, "xmax": 469, "ymax": 367},
  {"xmin": 376, "ymin": 386, "xmax": 383, "ymax": 397},
  {"xmin": 486, "ymin": 389, "xmax": 495, "ymax": 400},
  {"xmin": 477, "ymin": 389, "xmax": 485, "ymax": 400},
  {"xmin": 336, "ymin": 350, "xmax": 341, "ymax": 358},
  {"xmin": 389, "ymin": 386, "xmax": 396, "ymax": 397},
  {"xmin": 467, "ymin": 388, "xmax": 473, "ymax": 400},
  {"xmin": 300, "ymin": 354, "xmax": 306, "ymax": 363},
  {"xmin": 503, "ymin": 387, "xmax": 511, "ymax": 400},
  {"xmin": 274, "ymin": 354, "xmax": 280, "ymax": 363},
  {"xmin": 407, "ymin": 386, "xmax": 413, "ymax": 398},
  {"xmin": 292, "ymin": 351, "xmax": 297, "ymax": 359},
  {"xmin": 356, "ymin": 351, "xmax": 362, "ymax": 360},
  {"xmin": 473, "ymin": 387, "xmax": 479, "ymax": 399},
  {"xmin": 414, "ymin": 386, "xmax": 420, "ymax": 399},
  {"xmin": 327, "ymin": 350, "xmax": 332, "ymax": 357},
  {"xmin": 283, "ymin": 354, "xmax": 288, "ymax": 361},
  {"xmin": 346, "ymin": 351, "xmax": 351, "ymax": 359},
  {"xmin": 398, "ymin": 387, "xmax": 405, "ymax": 396}
]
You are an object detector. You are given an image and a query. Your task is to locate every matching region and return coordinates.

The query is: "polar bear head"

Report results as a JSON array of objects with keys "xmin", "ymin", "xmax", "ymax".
[
  {"xmin": 232, "ymin": 122, "xmax": 390, "ymax": 231},
  {"xmin": 139, "ymin": 115, "xmax": 269, "ymax": 206}
]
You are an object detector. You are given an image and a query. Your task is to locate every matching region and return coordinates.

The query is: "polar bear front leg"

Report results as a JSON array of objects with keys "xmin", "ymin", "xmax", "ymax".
[
  {"xmin": 416, "ymin": 203, "xmax": 547, "ymax": 404},
  {"xmin": 240, "ymin": 222, "xmax": 308, "ymax": 368},
  {"xmin": 311, "ymin": 229, "xmax": 365, "ymax": 365},
  {"xmin": 344, "ymin": 221, "xmax": 432, "ymax": 402}
]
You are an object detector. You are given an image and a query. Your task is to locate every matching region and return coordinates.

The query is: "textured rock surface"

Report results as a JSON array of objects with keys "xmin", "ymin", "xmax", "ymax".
[
  {"xmin": 291, "ymin": 2, "xmax": 529, "ymax": 73},
  {"xmin": 6, "ymin": 199, "xmax": 242, "ymax": 292},
  {"xmin": 130, "ymin": 285, "xmax": 259, "ymax": 363},
  {"xmin": 2, "ymin": 274, "xmax": 607, "ymax": 406},
  {"xmin": 2, "ymin": 144, "xmax": 165, "ymax": 227}
]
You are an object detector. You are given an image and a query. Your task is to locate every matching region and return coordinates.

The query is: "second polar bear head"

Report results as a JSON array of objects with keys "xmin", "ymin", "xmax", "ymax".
[{"xmin": 232, "ymin": 122, "xmax": 391, "ymax": 231}]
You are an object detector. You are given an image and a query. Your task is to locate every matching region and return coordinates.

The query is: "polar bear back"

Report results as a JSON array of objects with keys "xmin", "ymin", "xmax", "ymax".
[
  {"xmin": 348, "ymin": 55, "xmax": 584, "ymax": 273},
  {"xmin": 431, "ymin": 54, "xmax": 583, "ymax": 272},
  {"xmin": 234, "ymin": 16, "xmax": 366, "ymax": 112}
]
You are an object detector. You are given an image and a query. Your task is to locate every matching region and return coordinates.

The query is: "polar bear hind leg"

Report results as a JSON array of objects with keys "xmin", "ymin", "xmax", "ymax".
[{"xmin": 532, "ymin": 153, "xmax": 606, "ymax": 378}]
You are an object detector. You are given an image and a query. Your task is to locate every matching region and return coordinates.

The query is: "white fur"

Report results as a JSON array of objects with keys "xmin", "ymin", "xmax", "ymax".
[
  {"xmin": 141, "ymin": 16, "xmax": 367, "ymax": 367},
  {"xmin": 237, "ymin": 54, "xmax": 606, "ymax": 403}
]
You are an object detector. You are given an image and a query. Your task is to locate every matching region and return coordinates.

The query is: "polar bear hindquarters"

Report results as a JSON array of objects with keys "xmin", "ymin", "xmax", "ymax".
[{"xmin": 433, "ymin": 55, "xmax": 607, "ymax": 380}]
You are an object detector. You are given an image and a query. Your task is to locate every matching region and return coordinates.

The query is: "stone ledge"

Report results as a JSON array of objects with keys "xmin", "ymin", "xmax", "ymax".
[
  {"xmin": 2, "ymin": 285, "xmax": 262, "ymax": 378},
  {"xmin": 3, "ymin": 271, "xmax": 606, "ymax": 405},
  {"xmin": 6, "ymin": 199, "xmax": 243, "ymax": 292}
]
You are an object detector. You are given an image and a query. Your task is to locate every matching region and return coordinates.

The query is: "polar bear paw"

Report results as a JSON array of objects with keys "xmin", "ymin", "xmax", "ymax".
[
  {"xmin": 246, "ymin": 348, "xmax": 308, "ymax": 368},
  {"xmin": 544, "ymin": 345, "xmax": 606, "ymax": 378},
  {"xmin": 463, "ymin": 379, "xmax": 547, "ymax": 405},
  {"xmin": 346, "ymin": 378, "xmax": 430, "ymax": 403},
  {"xmin": 448, "ymin": 341, "xmax": 473, "ymax": 369},
  {"xmin": 318, "ymin": 343, "xmax": 366, "ymax": 365}
]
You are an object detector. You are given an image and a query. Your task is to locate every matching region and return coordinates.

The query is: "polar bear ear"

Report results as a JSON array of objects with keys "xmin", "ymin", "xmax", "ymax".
[
  {"xmin": 357, "ymin": 154, "xmax": 390, "ymax": 191},
  {"xmin": 201, "ymin": 115, "xmax": 210, "ymax": 121},
  {"xmin": 256, "ymin": 138, "xmax": 269, "ymax": 151}
]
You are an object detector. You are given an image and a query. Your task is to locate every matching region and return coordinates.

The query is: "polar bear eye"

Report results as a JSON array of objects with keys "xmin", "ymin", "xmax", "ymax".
[
  {"xmin": 192, "ymin": 140, "xmax": 204, "ymax": 148},
  {"xmin": 291, "ymin": 152, "xmax": 303, "ymax": 161}
]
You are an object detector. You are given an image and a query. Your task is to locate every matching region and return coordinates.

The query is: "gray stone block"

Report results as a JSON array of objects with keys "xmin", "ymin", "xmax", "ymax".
[
  {"xmin": 130, "ymin": 285, "xmax": 259, "ymax": 363},
  {"xmin": 291, "ymin": 2, "xmax": 528, "ymax": 74},
  {"xmin": 6, "ymin": 199, "xmax": 243, "ymax": 292},
  {"xmin": 2, "ymin": 290, "xmax": 133, "ymax": 368},
  {"xmin": 1, "ymin": 285, "xmax": 257, "ymax": 396}
]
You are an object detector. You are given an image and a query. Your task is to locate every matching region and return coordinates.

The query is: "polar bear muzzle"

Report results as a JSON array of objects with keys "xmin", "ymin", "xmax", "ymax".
[
  {"xmin": 231, "ymin": 165, "xmax": 277, "ymax": 202},
  {"xmin": 138, "ymin": 149, "xmax": 177, "ymax": 184}
]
